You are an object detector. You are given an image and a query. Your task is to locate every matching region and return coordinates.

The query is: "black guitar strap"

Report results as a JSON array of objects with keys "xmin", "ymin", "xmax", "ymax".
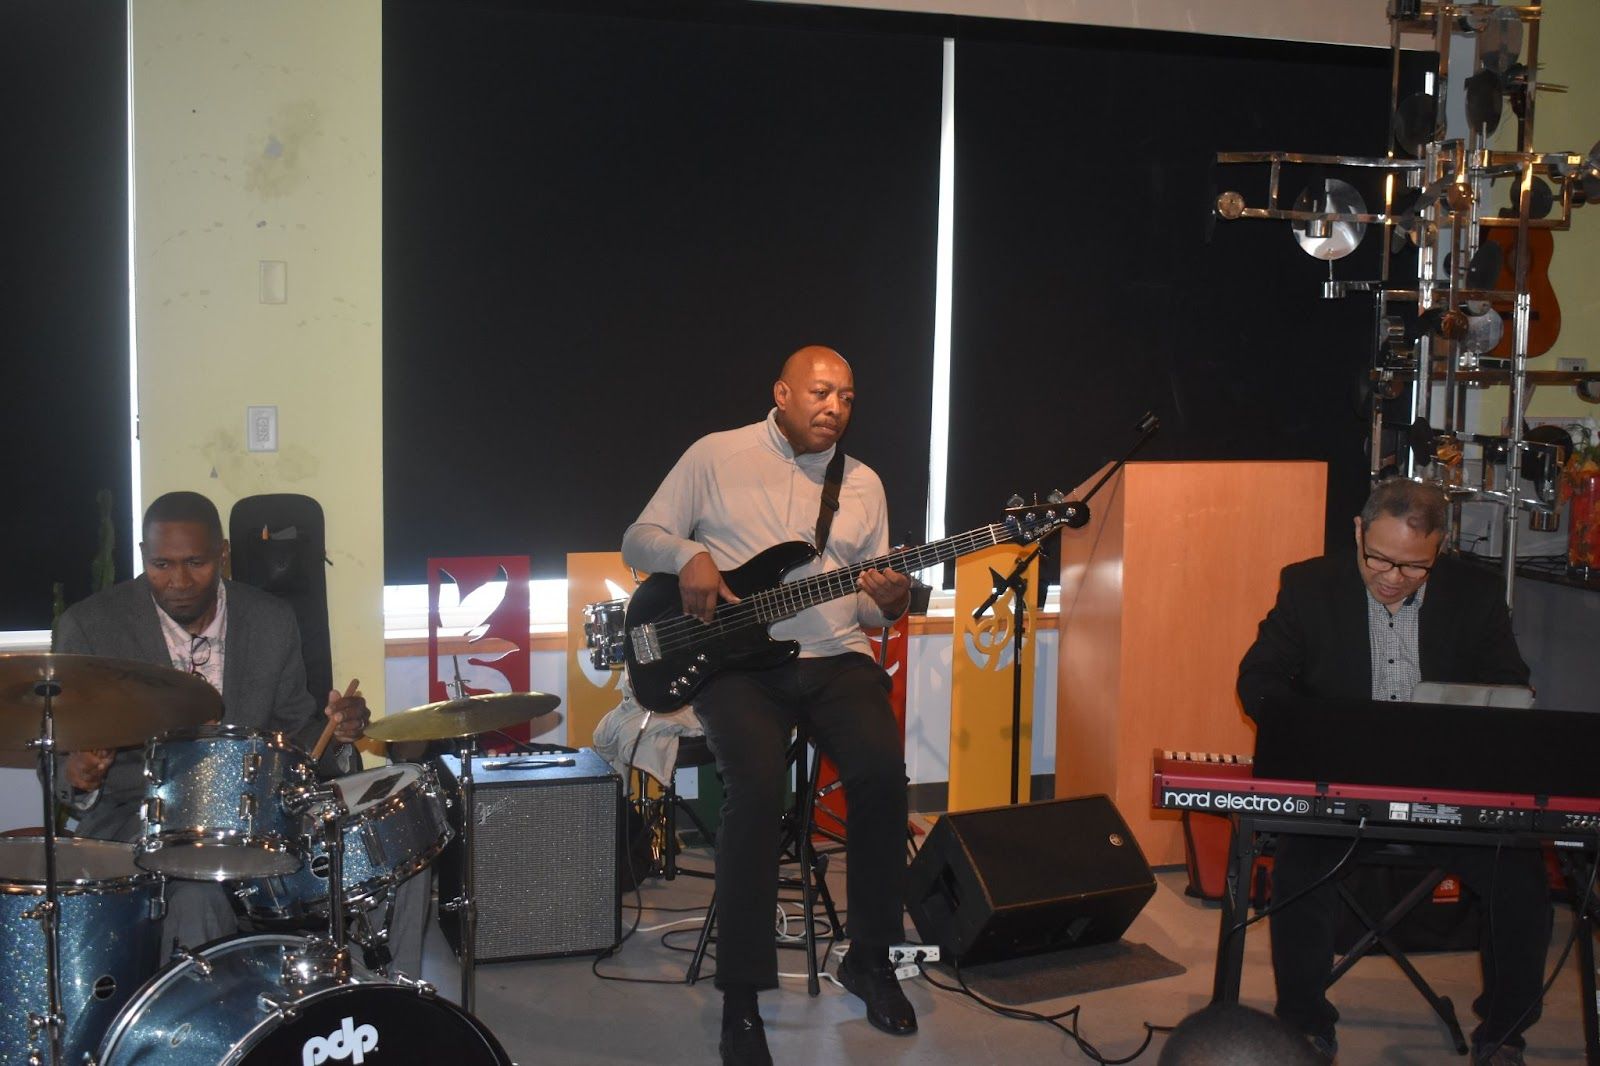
[{"xmin": 814, "ymin": 448, "xmax": 846, "ymax": 554}]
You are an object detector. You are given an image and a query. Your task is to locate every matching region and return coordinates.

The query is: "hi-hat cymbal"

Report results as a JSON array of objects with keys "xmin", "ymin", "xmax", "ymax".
[
  {"xmin": 0, "ymin": 653, "xmax": 222, "ymax": 767},
  {"xmin": 365, "ymin": 691, "xmax": 562, "ymax": 743}
]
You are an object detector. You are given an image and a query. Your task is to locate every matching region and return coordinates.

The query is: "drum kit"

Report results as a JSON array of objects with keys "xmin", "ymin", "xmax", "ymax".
[{"xmin": 1, "ymin": 650, "xmax": 558, "ymax": 1065}]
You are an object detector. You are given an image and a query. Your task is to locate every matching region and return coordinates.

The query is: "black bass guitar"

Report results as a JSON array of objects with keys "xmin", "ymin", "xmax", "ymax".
[{"xmin": 622, "ymin": 498, "xmax": 1081, "ymax": 712}]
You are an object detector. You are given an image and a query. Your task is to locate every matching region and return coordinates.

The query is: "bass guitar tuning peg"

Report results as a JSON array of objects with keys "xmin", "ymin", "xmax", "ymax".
[
  {"xmin": 1005, "ymin": 494, "xmax": 1025, "ymax": 509},
  {"xmin": 1046, "ymin": 489, "xmax": 1066, "ymax": 504}
]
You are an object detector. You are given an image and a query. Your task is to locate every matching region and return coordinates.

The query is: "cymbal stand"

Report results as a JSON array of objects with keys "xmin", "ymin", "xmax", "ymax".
[
  {"xmin": 439, "ymin": 734, "xmax": 481, "ymax": 1012},
  {"xmin": 436, "ymin": 655, "xmax": 480, "ymax": 1011},
  {"xmin": 24, "ymin": 677, "xmax": 66, "ymax": 1066}
]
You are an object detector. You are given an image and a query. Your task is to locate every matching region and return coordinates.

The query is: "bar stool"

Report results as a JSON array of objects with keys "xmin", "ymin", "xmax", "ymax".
[
  {"xmin": 686, "ymin": 728, "xmax": 842, "ymax": 996},
  {"xmin": 634, "ymin": 734, "xmax": 718, "ymax": 880}
]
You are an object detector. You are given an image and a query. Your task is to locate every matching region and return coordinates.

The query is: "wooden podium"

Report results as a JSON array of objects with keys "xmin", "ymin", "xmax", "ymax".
[{"xmin": 1054, "ymin": 460, "xmax": 1326, "ymax": 865}]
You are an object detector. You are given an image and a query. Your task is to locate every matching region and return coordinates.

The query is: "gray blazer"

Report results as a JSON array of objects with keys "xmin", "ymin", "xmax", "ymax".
[{"xmin": 53, "ymin": 576, "xmax": 344, "ymax": 840}]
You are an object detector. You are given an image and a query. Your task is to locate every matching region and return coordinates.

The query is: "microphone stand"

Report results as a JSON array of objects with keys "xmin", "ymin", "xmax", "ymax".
[
  {"xmin": 971, "ymin": 411, "xmax": 1162, "ymax": 807},
  {"xmin": 972, "ymin": 543, "xmax": 1044, "ymax": 805}
]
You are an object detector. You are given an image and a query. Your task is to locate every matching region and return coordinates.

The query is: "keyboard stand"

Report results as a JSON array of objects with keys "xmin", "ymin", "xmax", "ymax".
[
  {"xmin": 1330, "ymin": 863, "xmax": 1467, "ymax": 1054},
  {"xmin": 1213, "ymin": 812, "xmax": 1600, "ymax": 1061}
]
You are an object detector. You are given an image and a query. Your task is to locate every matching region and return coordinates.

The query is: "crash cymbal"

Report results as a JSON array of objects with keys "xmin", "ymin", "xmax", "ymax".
[
  {"xmin": 0, "ymin": 653, "xmax": 221, "ymax": 767},
  {"xmin": 365, "ymin": 691, "xmax": 562, "ymax": 743}
]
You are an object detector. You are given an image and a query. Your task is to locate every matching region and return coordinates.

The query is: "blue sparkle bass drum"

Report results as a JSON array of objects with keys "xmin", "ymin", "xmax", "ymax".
[{"xmin": 96, "ymin": 934, "xmax": 511, "ymax": 1065}]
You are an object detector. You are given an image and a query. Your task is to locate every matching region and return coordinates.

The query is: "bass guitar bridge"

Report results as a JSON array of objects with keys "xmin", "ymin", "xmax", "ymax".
[{"xmin": 630, "ymin": 623, "xmax": 661, "ymax": 665}]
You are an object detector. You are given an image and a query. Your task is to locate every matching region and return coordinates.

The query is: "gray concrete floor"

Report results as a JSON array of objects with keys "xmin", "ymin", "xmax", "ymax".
[{"xmin": 414, "ymin": 840, "xmax": 1593, "ymax": 1066}]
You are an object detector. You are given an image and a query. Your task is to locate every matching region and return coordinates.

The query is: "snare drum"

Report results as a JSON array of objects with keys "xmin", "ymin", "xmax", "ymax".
[
  {"xmin": 583, "ymin": 597, "xmax": 628, "ymax": 669},
  {"xmin": 0, "ymin": 838, "xmax": 162, "ymax": 1065},
  {"xmin": 233, "ymin": 763, "xmax": 452, "ymax": 921},
  {"xmin": 138, "ymin": 724, "xmax": 315, "ymax": 880},
  {"xmin": 96, "ymin": 933, "xmax": 512, "ymax": 1065}
]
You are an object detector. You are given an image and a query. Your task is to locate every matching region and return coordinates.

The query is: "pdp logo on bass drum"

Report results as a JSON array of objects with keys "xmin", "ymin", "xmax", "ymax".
[{"xmin": 302, "ymin": 1016, "xmax": 379, "ymax": 1066}]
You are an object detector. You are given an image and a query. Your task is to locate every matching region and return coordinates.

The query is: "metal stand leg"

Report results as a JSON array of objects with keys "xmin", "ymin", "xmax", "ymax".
[
  {"xmin": 1211, "ymin": 815, "xmax": 1256, "ymax": 1003},
  {"xmin": 457, "ymin": 740, "xmax": 479, "ymax": 1012},
  {"xmin": 1558, "ymin": 851, "xmax": 1600, "ymax": 1064},
  {"xmin": 28, "ymin": 680, "xmax": 66, "ymax": 1066}
]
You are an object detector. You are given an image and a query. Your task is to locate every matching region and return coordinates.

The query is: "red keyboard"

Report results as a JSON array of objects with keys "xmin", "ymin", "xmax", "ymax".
[{"xmin": 1152, "ymin": 751, "xmax": 1600, "ymax": 836}]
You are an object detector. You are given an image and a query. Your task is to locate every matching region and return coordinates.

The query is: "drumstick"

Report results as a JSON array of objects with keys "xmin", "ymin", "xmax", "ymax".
[{"xmin": 310, "ymin": 678, "xmax": 360, "ymax": 760}]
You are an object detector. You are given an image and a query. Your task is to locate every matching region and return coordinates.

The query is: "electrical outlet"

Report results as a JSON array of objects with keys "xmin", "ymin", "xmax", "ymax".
[
  {"xmin": 888, "ymin": 944, "xmax": 940, "ymax": 965},
  {"xmin": 1558, "ymin": 358, "xmax": 1588, "ymax": 373}
]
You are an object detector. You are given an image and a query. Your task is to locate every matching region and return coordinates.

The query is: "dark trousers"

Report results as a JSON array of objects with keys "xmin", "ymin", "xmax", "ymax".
[
  {"xmin": 1270, "ymin": 833, "xmax": 1553, "ymax": 1050},
  {"xmin": 694, "ymin": 652, "xmax": 909, "ymax": 990}
]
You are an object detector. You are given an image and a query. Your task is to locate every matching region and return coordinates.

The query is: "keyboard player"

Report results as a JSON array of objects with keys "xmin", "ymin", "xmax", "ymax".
[{"xmin": 1237, "ymin": 478, "xmax": 1549, "ymax": 1065}]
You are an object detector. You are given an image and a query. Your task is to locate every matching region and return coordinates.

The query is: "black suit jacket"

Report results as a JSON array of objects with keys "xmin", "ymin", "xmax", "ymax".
[
  {"xmin": 1237, "ymin": 552, "xmax": 1530, "ymax": 720},
  {"xmin": 53, "ymin": 576, "xmax": 344, "ymax": 840}
]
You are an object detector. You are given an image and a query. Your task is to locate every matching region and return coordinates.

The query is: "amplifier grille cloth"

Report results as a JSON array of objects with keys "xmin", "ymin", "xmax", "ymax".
[{"xmin": 472, "ymin": 777, "xmax": 617, "ymax": 959}]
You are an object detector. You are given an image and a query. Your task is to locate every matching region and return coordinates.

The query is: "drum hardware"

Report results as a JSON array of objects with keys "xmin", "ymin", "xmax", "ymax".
[
  {"xmin": 279, "ymin": 779, "xmax": 340, "ymax": 816},
  {"xmin": 583, "ymin": 598, "xmax": 629, "ymax": 670},
  {"xmin": 365, "ymin": 688, "xmax": 561, "ymax": 1013},
  {"xmin": 0, "ymin": 654, "xmax": 214, "ymax": 1066},
  {"xmin": 294, "ymin": 794, "xmax": 356, "ymax": 985},
  {"xmin": 170, "ymin": 946, "xmax": 214, "ymax": 976}
]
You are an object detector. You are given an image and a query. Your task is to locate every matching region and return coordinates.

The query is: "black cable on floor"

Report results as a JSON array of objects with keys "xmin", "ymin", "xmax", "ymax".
[{"xmin": 915, "ymin": 957, "xmax": 1173, "ymax": 1064}]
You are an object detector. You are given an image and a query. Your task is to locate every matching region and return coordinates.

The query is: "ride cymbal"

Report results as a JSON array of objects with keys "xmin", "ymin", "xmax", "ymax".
[
  {"xmin": 365, "ymin": 691, "xmax": 562, "ymax": 743},
  {"xmin": 0, "ymin": 653, "xmax": 221, "ymax": 767}
]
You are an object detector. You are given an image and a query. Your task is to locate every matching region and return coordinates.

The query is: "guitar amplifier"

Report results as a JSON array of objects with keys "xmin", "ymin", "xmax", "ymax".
[{"xmin": 435, "ymin": 749, "xmax": 621, "ymax": 961}]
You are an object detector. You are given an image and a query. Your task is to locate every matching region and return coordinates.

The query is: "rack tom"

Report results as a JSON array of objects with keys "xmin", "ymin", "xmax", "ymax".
[
  {"xmin": 137, "ymin": 724, "xmax": 315, "ymax": 880},
  {"xmin": 233, "ymin": 763, "xmax": 452, "ymax": 921}
]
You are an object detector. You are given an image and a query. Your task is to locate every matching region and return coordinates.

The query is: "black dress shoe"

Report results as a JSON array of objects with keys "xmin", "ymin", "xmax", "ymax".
[
  {"xmin": 719, "ymin": 1009, "xmax": 773, "ymax": 1066},
  {"xmin": 838, "ymin": 946, "xmax": 918, "ymax": 1036}
]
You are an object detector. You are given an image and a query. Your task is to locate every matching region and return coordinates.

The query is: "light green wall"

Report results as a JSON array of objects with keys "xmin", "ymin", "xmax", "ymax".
[{"xmin": 131, "ymin": 1, "xmax": 385, "ymax": 713}]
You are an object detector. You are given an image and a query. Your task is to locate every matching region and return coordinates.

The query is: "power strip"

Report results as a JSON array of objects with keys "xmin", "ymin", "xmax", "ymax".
[{"xmin": 888, "ymin": 944, "xmax": 940, "ymax": 965}]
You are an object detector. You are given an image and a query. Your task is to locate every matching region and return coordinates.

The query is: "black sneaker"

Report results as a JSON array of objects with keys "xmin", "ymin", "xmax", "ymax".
[
  {"xmin": 719, "ymin": 1009, "xmax": 772, "ymax": 1066},
  {"xmin": 837, "ymin": 945, "xmax": 917, "ymax": 1036},
  {"xmin": 1306, "ymin": 1033, "xmax": 1338, "ymax": 1062}
]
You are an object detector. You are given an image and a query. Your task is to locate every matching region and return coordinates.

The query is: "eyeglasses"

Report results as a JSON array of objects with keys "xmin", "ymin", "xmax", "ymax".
[
  {"xmin": 188, "ymin": 634, "xmax": 213, "ymax": 674},
  {"xmin": 1360, "ymin": 536, "xmax": 1435, "ymax": 580}
]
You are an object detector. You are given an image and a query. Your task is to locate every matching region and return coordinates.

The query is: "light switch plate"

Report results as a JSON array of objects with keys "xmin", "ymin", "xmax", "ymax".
[
  {"xmin": 259, "ymin": 260, "xmax": 287, "ymax": 304},
  {"xmin": 247, "ymin": 405, "xmax": 278, "ymax": 452}
]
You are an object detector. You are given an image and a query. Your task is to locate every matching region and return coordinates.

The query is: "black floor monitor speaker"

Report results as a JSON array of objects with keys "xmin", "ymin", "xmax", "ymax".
[
  {"xmin": 906, "ymin": 795, "xmax": 1156, "ymax": 965},
  {"xmin": 436, "ymin": 748, "xmax": 622, "ymax": 961}
]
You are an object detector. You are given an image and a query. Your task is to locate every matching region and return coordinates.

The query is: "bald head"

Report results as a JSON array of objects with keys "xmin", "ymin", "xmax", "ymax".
[{"xmin": 773, "ymin": 346, "xmax": 854, "ymax": 455}]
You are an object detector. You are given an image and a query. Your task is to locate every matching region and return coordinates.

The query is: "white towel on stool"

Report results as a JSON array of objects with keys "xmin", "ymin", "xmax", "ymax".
[{"xmin": 591, "ymin": 674, "xmax": 704, "ymax": 790}]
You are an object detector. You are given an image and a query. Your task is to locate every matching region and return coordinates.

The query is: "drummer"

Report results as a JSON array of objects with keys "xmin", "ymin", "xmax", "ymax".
[{"xmin": 53, "ymin": 490, "xmax": 373, "ymax": 955}]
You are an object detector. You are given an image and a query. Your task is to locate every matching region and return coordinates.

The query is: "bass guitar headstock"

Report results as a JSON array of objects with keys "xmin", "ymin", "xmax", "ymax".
[{"xmin": 1002, "ymin": 491, "xmax": 1088, "ymax": 543}]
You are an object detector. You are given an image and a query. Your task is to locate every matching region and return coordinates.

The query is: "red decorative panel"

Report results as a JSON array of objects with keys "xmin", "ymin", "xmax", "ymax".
[{"xmin": 427, "ymin": 556, "xmax": 530, "ymax": 754}]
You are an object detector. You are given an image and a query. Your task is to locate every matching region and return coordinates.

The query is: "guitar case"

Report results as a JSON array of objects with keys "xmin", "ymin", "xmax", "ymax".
[{"xmin": 228, "ymin": 494, "xmax": 332, "ymax": 706}]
